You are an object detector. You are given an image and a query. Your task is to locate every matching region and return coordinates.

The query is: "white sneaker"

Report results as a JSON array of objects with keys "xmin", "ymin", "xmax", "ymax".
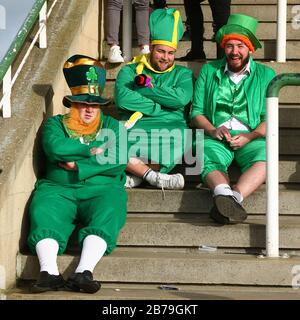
[
  {"xmin": 125, "ymin": 174, "xmax": 143, "ymax": 188},
  {"xmin": 108, "ymin": 45, "xmax": 124, "ymax": 63},
  {"xmin": 153, "ymin": 173, "xmax": 185, "ymax": 190},
  {"xmin": 140, "ymin": 45, "xmax": 150, "ymax": 55}
]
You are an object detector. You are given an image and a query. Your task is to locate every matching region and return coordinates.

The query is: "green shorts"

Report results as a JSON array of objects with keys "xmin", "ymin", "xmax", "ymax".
[{"xmin": 201, "ymin": 130, "xmax": 266, "ymax": 181}]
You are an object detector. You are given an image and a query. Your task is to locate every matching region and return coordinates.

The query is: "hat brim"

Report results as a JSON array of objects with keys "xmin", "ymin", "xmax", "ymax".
[
  {"xmin": 63, "ymin": 95, "xmax": 111, "ymax": 108},
  {"xmin": 216, "ymin": 24, "xmax": 262, "ymax": 50}
]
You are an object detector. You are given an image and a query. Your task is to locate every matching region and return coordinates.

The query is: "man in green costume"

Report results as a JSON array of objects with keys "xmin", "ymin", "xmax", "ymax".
[
  {"xmin": 191, "ymin": 14, "xmax": 276, "ymax": 224},
  {"xmin": 27, "ymin": 55, "xmax": 127, "ymax": 293},
  {"xmin": 115, "ymin": 8, "xmax": 194, "ymax": 189}
]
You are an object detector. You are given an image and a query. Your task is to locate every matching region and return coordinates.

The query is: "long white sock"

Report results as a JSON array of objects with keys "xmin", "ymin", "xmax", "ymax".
[
  {"xmin": 213, "ymin": 184, "xmax": 233, "ymax": 197},
  {"xmin": 232, "ymin": 190, "xmax": 243, "ymax": 203},
  {"xmin": 75, "ymin": 235, "xmax": 107, "ymax": 273},
  {"xmin": 35, "ymin": 238, "xmax": 60, "ymax": 275}
]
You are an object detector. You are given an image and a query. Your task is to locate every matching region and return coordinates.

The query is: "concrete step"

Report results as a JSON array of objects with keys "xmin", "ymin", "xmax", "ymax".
[
  {"xmin": 280, "ymin": 129, "xmax": 300, "ymax": 154},
  {"xmin": 280, "ymin": 105, "xmax": 300, "ymax": 128},
  {"xmin": 65, "ymin": 215, "xmax": 300, "ymax": 251},
  {"xmin": 7, "ymin": 282, "xmax": 300, "ymax": 300},
  {"xmin": 17, "ymin": 248, "xmax": 300, "ymax": 286},
  {"xmin": 103, "ymin": 80, "xmax": 300, "ymax": 105},
  {"xmin": 104, "ymin": 39, "xmax": 300, "ymax": 61},
  {"xmin": 125, "ymin": 187, "xmax": 300, "ymax": 215},
  {"xmin": 181, "ymin": 23, "xmax": 299, "ymax": 41},
  {"xmin": 179, "ymin": 156, "xmax": 300, "ymax": 184},
  {"xmin": 101, "ymin": 103, "xmax": 300, "ymax": 129},
  {"xmin": 174, "ymin": 4, "xmax": 297, "ymax": 22},
  {"xmin": 103, "ymin": 61, "xmax": 300, "ymax": 80},
  {"xmin": 177, "ymin": 40, "xmax": 300, "ymax": 60},
  {"xmin": 117, "ymin": 215, "xmax": 300, "ymax": 249},
  {"xmin": 102, "ymin": 62, "xmax": 300, "ymax": 104},
  {"xmin": 169, "ymin": 0, "xmax": 299, "ymax": 4}
]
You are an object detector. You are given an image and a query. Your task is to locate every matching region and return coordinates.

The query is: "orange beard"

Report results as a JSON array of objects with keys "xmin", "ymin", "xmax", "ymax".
[{"xmin": 65, "ymin": 105, "xmax": 100, "ymax": 136}]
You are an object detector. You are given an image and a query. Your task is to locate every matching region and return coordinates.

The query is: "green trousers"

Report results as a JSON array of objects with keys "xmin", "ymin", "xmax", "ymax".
[
  {"xmin": 27, "ymin": 180, "xmax": 127, "ymax": 255},
  {"xmin": 201, "ymin": 130, "xmax": 266, "ymax": 181}
]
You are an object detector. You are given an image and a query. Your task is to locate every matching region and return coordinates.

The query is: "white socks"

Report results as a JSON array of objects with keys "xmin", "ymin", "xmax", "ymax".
[
  {"xmin": 143, "ymin": 169, "xmax": 157, "ymax": 185},
  {"xmin": 232, "ymin": 190, "xmax": 243, "ymax": 203},
  {"xmin": 213, "ymin": 184, "xmax": 243, "ymax": 203},
  {"xmin": 36, "ymin": 238, "xmax": 60, "ymax": 275},
  {"xmin": 75, "ymin": 235, "xmax": 107, "ymax": 273},
  {"xmin": 35, "ymin": 235, "xmax": 107, "ymax": 275}
]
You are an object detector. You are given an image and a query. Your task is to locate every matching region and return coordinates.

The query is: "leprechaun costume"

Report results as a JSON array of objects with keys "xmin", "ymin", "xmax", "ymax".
[
  {"xmin": 191, "ymin": 14, "xmax": 276, "ymax": 224},
  {"xmin": 115, "ymin": 8, "xmax": 194, "ymax": 173},
  {"xmin": 27, "ymin": 55, "xmax": 128, "ymax": 263}
]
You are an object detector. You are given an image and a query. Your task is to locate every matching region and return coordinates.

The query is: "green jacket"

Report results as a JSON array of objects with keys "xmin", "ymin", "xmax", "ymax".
[
  {"xmin": 191, "ymin": 57, "xmax": 276, "ymax": 130},
  {"xmin": 41, "ymin": 113, "xmax": 127, "ymax": 186},
  {"xmin": 115, "ymin": 63, "xmax": 194, "ymax": 127}
]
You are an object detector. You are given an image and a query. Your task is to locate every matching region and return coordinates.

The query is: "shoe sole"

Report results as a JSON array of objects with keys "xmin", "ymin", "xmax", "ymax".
[
  {"xmin": 31, "ymin": 284, "xmax": 65, "ymax": 293},
  {"xmin": 214, "ymin": 196, "xmax": 247, "ymax": 222},
  {"xmin": 65, "ymin": 280, "xmax": 101, "ymax": 294}
]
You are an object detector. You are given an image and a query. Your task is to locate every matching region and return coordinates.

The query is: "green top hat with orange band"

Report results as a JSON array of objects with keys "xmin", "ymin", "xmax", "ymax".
[
  {"xmin": 216, "ymin": 14, "xmax": 262, "ymax": 52},
  {"xmin": 62, "ymin": 54, "xmax": 110, "ymax": 108},
  {"xmin": 150, "ymin": 8, "xmax": 184, "ymax": 50}
]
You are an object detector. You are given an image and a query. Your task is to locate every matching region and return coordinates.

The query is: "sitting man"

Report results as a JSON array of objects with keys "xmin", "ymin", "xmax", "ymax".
[
  {"xmin": 27, "ymin": 55, "xmax": 127, "ymax": 293},
  {"xmin": 191, "ymin": 14, "xmax": 276, "ymax": 223},
  {"xmin": 115, "ymin": 8, "xmax": 194, "ymax": 190}
]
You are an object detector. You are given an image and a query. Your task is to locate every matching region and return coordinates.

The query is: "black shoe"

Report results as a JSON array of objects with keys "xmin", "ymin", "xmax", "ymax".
[
  {"xmin": 209, "ymin": 205, "xmax": 230, "ymax": 225},
  {"xmin": 65, "ymin": 270, "xmax": 101, "ymax": 294},
  {"xmin": 178, "ymin": 51, "xmax": 206, "ymax": 62},
  {"xmin": 213, "ymin": 195, "xmax": 247, "ymax": 223},
  {"xmin": 31, "ymin": 271, "xmax": 65, "ymax": 293}
]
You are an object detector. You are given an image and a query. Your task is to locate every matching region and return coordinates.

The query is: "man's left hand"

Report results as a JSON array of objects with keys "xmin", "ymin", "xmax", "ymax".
[
  {"xmin": 229, "ymin": 133, "xmax": 252, "ymax": 150},
  {"xmin": 58, "ymin": 161, "xmax": 77, "ymax": 171}
]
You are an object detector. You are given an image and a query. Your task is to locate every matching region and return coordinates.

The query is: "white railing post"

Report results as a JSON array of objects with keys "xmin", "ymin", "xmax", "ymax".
[
  {"xmin": 266, "ymin": 97, "xmax": 279, "ymax": 257},
  {"xmin": 122, "ymin": 1, "xmax": 132, "ymax": 62},
  {"xmin": 2, "ymin": 66, "xmax": 12, "ymax": 118},
  {"xmin": 39, "ymin": 1, "xmax": 47, "ymax": 49},
  {"xmin": 276, "ymin": 0, "xmax": 287, "ymax": 62}
]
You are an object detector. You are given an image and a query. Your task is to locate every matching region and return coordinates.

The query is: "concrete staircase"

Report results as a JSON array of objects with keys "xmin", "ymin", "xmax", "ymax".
[{"xmin": 8, "ymin": 0, "xmax": 300, "ymax": 299}]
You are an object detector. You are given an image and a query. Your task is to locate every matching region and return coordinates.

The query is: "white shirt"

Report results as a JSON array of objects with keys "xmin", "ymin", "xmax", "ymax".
[{"xmin": 218, "ymin": 60, "xmax": 251, "ymax": 130}]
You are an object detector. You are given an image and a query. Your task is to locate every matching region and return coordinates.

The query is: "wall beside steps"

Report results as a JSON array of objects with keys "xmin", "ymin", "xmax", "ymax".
[{"xmin": 0, "ymin": 0, "xmax": 101, "ymax": 291}]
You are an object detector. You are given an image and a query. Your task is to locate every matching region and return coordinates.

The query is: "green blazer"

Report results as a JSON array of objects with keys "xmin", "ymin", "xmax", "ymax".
[{"xmin": 191, "ymin": 57, "xmax": 276, "ymax": 130}]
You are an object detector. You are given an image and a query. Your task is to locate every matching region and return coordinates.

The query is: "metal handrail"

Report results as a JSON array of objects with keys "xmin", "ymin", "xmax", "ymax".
[
  {"xmin": 0, "ymin": 0, "xmax": 58, "ymax": 118},
  {"xmin": 276, "ymin": 0, "xmax": 287, "ymax": 62},
  {"xmin": 266, "ymin": 73, "xmax": 300, "ymax": 257}
]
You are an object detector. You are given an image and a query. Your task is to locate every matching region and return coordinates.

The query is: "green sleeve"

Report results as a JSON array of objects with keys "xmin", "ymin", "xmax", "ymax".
[
  {"xmin": 115, "ymin": 65, "xmax": 162, "ymax": 116},
  {"xmin": 42, "ymin": 116, "xmax": 91, "ymax": 163},
  {"xmin": 136, "ymin": 68, "xmax": 194, "ymax": 110},
  {"xmin": 76, "ymin": 120, "xmax": 128, "ymax": 180},
  {"xmin": 191, "ymin": 64, "xmax": 208, "ymax": 119}
]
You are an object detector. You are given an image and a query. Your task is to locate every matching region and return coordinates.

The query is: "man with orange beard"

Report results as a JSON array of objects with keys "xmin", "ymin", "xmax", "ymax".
[
  {"xmin": 191, "ymin": 14, "xmax": 276, "ymax": 224},
  {"xmin": 27, "ymin": 55, "xmax": 127, "ymax": 294},
  {"xmin": 115, "ymin": 8, "xmax": 194, "ymax": 190}
]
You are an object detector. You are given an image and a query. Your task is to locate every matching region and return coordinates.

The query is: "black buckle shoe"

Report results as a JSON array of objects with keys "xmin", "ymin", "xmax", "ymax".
[
  {"xmin": 178, "ymin": 51, "xmax": 206, "ymax": 62},
  {"xmin": 31, "ymin": 271, "xmax": 65, "ymax": 293},
  {"xmin": 213, "ymin": 195, "xmax": 247, "ymax": 223},
  {"xmin": 65, "ymin": 270, "xmax": 101, "ymax": 294}
]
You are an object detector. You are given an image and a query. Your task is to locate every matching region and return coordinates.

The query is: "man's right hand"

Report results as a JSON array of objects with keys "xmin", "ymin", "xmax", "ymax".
[
  {"xmin": 210, "ymin": 126, "xmax": 232, "ymax": 141},
  {"xmin": 90, "ymin": 147, "xmax": 104, "ymax": 155}
]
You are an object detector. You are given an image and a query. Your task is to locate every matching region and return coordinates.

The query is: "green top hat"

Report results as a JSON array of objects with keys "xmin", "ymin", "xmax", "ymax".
[
  {"xmin": 62, "ymin": 54, "xmax": 110, "ymax": 108},
  {"xmin": 215, "ymin": 14, "xmax": 262, "ymax": 50},
  {"xmin": 150, "ymin": 8, "xmax": 184, "ymax": 49}
]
